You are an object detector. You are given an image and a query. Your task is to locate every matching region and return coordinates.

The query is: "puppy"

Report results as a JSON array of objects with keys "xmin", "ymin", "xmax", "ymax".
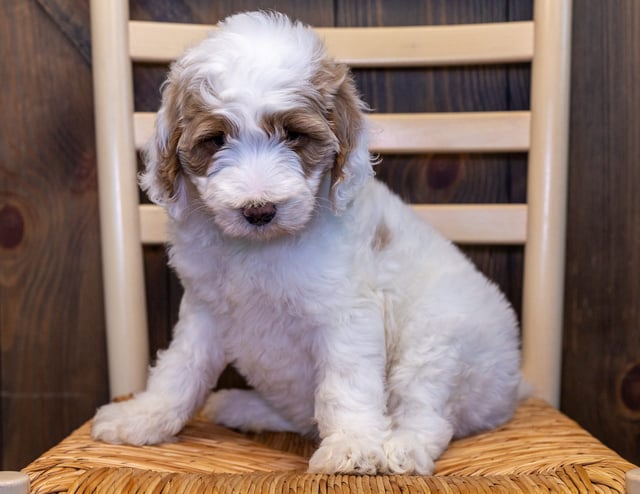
[{"xmin": 91, "ymin": 11, "xmax": 521, "ymax": 475}]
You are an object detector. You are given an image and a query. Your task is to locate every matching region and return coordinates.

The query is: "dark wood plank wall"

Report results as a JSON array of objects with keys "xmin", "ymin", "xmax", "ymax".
[
  {"xmin": 1, "ymin": 0, "xmax": 108, "ymax": 470},
  {"xmin": 1, "ymin": 0, "xmax": 639, "ymax": 471},
  {"xmin": 562, "ymin": 0, "xmax": 640, "ymax": 463}
]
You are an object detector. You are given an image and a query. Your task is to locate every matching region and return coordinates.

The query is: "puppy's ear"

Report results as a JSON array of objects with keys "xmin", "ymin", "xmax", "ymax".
[
  {"xmin": 321, "ymin": 62, "xmax": 373, "ymax": 213},
  {"xmin": 139, "ymin": 76, "xmax": 188, "ymax": 219}
]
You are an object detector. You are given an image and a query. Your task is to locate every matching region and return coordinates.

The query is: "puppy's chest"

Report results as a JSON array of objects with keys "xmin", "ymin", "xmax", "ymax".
[
  {"xmin": 205, "ymin": 248, "xmax": 331, "ymax": 333},
  {"xmin": 177, "ymin": 229, "xmax": 351, "ymax": 347},
  {"xmin": 215, "ymin": 261, "xmax": 322, "ymax": 380}
]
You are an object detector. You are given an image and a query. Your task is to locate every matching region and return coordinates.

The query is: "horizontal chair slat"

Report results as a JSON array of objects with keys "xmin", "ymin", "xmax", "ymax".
[
  {"xmin": 129, "ymin": 20, "xmax": 534, "ymax": 67},
  {"xmin": 139, "ymin": 204, "xmax": 527, "ymax": 245},
  {"xmin": 134, "ymin": 111, "xmax": 530, "ymax": 154},
  {"xmin": 370, "ymin": 112, "xmax": 530, "ymax": 153},
  {"xmin": 413, "ymin": 204, "xmax": 527, "ymax": 244}
]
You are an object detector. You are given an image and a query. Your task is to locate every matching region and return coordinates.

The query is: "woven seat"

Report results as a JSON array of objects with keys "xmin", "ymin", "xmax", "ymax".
[
  {"xmin": 38, "ymin": 467, "xmax": 605, "ymax": 493},
  {"xmin": 24, "ymin": 399, "xmax": 636, "ymax": 493},
  {"xmin": 18, "ymin": 0, "xmax": 640, "ymax": 492}
]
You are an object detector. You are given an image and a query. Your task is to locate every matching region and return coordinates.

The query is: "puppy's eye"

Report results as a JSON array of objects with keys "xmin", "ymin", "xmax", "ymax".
[
  {"xmin": 284, "ymin": 128, "xmax": 305, "ymax": 143},
  {"xmin": 199, "ymin": 132, "xmax": 226, "ymax": 150}
]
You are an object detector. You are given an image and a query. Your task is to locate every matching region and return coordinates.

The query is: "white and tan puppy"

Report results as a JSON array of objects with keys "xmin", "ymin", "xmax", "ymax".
[{"xmin": 91, "ymin": 11, "xmax": 521, "ymax": 475}]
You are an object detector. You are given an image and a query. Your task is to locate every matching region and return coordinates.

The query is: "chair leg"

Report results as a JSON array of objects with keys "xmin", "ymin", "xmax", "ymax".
[
  {"xmin": 0, "ymin": 471, "xmax": 29, "ymax": 494},
  {"xmin": 627, "ymin": 468, "xmax": 640, "ymax": 494}
]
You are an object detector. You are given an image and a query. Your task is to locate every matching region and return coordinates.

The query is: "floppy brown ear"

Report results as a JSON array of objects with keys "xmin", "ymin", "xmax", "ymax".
[
  {"xmin": 139, "ymin": 76, "xmax": 188, "ymax": 219},
  {"xmin": 320, "ymin": 62, "xmax": 373, "ymax": 212}
]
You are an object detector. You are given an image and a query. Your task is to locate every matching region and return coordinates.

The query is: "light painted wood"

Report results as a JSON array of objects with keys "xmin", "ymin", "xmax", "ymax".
[
  {"xmin": 521, "ymin": 0, "xmax": 572, "ymax": 407},
  {"xmin": 415, "ymin": 204, "xmax": 527, "ymax": 245},
  {"xmin": 133, "ymin": 112, "xmax": 152, "ymax": 150},
  {"xmin": 370, "ymin": 112, "xmax": 530, "ymax": 153},
  {"xmin": 133, "ymin": 111, "xmax": 531, "ymax": 154},
  {"xmin": 0, "ymin": 471, "xmax": 29, "ymax": 494},
  {"xmin": 91, "ymin": 0, "xmax": 149, "ymax": 398},
  {"xmin": 129, "ymin": 20, "xmax": 534, "ymax": 67},
  {"xmin": 139, "ymin": 204, "xmax": 170, "ymax": 244},
  {"xmin": 626, "ymin": 468, "xmax": 640, "ymax": 494},
  {"xmin": 139, "ymin": 203, "xmax": 527, "ymax": 246}
]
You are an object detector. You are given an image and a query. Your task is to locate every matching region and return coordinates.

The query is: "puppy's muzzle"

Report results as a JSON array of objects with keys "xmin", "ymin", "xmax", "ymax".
[{"xmin": 242, "ymin": 203, "xmax": 277, "ymax": 226}]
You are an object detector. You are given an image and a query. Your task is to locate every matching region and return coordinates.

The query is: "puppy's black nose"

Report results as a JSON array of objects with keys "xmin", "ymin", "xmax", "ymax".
[{"xmin": 242, "ymin": 203, "xmax": 277, "ymax": 226}]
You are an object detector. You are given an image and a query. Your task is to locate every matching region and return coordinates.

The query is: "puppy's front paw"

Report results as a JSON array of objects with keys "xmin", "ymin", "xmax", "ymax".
[
  {"xmin": 308, "ymin": 433, "xmax": 387, "ymax": 475},
  {"xmin": 384, "ymin": 432, "xmax": 436, "ymax": 475},
  {"xmin": 91, "ymin": 394, "xmax": 185, "ymax": 445}
]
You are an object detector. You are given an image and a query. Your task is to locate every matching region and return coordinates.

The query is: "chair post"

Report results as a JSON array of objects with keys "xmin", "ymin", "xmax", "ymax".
[
  {"xmin": 521, "ymin": 0, "xmax": 572, "ymax": 407},
  {"xmin": 90, "ymin": 0, "xmax": 150, "ymax": 398}
]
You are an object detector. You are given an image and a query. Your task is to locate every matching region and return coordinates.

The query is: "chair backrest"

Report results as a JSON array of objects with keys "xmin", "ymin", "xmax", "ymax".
[{"xmin": 90, "ymin": 0, "xmax": 572, "ymax": 406}]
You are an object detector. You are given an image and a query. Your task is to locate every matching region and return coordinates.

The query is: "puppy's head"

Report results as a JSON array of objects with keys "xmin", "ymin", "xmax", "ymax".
[{"xmin": 140, "ymin": 11, "xmax": 373, "ymax": 240}]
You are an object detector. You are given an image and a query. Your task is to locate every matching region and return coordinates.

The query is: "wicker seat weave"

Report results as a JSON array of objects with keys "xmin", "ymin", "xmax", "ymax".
[{"xmin": 24, "ymin": 399, "xmax": 636, "ymax": 493}]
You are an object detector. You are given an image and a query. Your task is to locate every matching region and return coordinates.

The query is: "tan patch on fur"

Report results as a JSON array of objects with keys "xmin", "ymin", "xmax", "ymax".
[
  {"xmin": 154, "ymin": 81, "xmax": 183, "ymax": 198},
  {"xmin": 311, "ymin": 60, "xmax": 365, "ymax": 197},
  {"xmin": 152, "ymin": 74, "xmax": 238, "ymax": 198},
  {"xmin": 371, "ymin": 220, "xmax": 392, "ymax": 251},
  {"xmin": 261, "ymin": 110, "xmax": 338, "ymax": 178},
  {"xmin": 156, "ymin": 128, "xmax": 182, "ymax": 197},
  {"xmin": 177, "ymin": 110, "xmax": 236, "ymax": 177}
]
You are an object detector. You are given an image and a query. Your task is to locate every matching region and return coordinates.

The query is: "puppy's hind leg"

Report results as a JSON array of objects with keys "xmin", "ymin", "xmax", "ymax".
[{"xmin": 201, "ymin": 389, "xmax": 299, "ymax": 433}]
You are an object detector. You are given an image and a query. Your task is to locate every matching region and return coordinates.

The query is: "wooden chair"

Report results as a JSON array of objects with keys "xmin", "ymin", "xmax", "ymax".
[{"xmin": 21, "ymin": 0, "xmax": 640, "ymax": 492}]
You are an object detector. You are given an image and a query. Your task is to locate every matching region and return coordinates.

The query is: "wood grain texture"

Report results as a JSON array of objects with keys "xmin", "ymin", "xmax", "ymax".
[
  {"xmin": 6, "ymin": 0, "xmax": 639, "ymax": 473},
  {"xmin": 562, "ymin": 0, "xmax": 640, "ymax": 464},
  {"xmin": 36, "ymin": 0, "xmax": 92, "ymax": 64},
  {"xmin": 0, "ymin": 0, "xmax": 107, "ymax": 469},
  {"xmin": 130, "ymin": 0, "xmax": 336, "ymax": 26},
  {"xmin": 127, "ymin": 20, "xmax": 534, "ymax": 65}
]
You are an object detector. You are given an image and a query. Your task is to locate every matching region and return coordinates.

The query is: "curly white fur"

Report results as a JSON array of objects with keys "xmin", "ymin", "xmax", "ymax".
[{"xmin": 91, "ymin": 11, "xmax": 521, "ymax": 475}]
